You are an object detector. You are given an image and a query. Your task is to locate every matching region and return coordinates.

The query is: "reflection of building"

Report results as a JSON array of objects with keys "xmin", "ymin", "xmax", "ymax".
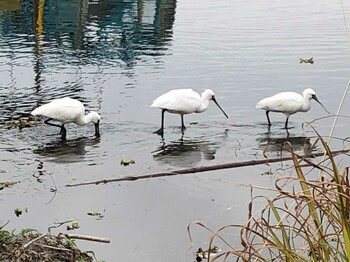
[
  {"xmin": 138, "ymin": 0, "xmax": 176, "ymax": 39},
  {"xmin": 31, "ymin": 0, "xmax": 177, "ymax": 65},
  {"xmin": 1, "ymin": 0, "xmax": 177, "ymax": 66},
  {"xmin": 0, "ymin": 0, "xmax": 177, "ymax": 121}
]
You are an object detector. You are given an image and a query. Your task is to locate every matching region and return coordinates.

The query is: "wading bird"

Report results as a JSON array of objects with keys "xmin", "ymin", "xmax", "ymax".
[
  {"xmin": 256, "ymin": 88, "xmax": 329, "ymax": 129},
  {"xmin": 151, "ymin": 89, "xmax": 228, "ymax": 136},
  {"xmin": 31, "ymin": 97, "xmax": 101, "ymax": 139}
]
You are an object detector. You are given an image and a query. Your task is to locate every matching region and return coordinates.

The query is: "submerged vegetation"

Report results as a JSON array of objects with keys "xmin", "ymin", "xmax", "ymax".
[
  {"xmin": 189, "ymin": 133, "xmax": 350, "ymax": 261},
  {"xmin": 0, "ymin": 117, "xmax": 37, "ymax": 129}
]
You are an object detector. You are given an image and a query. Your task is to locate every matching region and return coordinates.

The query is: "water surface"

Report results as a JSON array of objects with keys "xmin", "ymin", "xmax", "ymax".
[{"xmin": 1, "ymin": 0, "xmax": 350, "ymax": 261}]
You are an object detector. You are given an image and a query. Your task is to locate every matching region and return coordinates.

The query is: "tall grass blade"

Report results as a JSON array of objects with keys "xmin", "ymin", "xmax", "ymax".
[{"xmin": 291, "ymin": 151, "xmax": 330, "ymax": 261}]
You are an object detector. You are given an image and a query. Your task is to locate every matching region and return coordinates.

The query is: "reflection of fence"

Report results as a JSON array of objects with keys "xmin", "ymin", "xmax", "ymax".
[{"xmin": 0, "ymin": 0, "xmax": 21, "ymax": 11}]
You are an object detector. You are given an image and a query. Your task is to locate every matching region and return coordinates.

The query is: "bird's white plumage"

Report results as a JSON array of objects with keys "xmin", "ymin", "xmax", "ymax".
[
  {"xmin": 151, "ymin": 89, "xmax": 203, "ymax": 114},
  {"xmin": 256, "ymin": 88, "xmax": 316, "ymax": 116},
  {"xmin": 151, "ymin": 88, "xmax": 227, "ymax": 135},
  {"xmin": 257, "ymin": 92, "xmax": 306, "ymax": 115},
  {"xmin": 31, "ymin": 97, "xmax": 101, "ymax": 138},
  {"xmin": 32, "ymin": 97, "xmax": 86, "ymax": 124},
  {"xmin": 256, "ymin": 88, "xmax": 328, "ymax": 128},
  {"xmin": 31, "ymin": 97, "xmax": 101, "ymax": 140}
]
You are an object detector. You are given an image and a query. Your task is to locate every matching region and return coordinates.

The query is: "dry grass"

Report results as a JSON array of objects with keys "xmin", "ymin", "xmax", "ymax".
[{"xmin": 189, "ymin": 134, "xmax": 350, "ymax": 261}]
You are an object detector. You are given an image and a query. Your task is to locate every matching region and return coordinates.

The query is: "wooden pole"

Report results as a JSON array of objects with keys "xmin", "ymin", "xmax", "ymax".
[
  {"xmin": 59, "ymin": 233, "xmax": 110, "ymax": 243},
  {"xmin": 65, "ymin": 149, "xmax": 350, "ymax": 187}
]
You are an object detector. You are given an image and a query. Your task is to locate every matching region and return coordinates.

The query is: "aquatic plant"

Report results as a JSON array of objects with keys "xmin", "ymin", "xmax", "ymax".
[{"xmin": 188, "ymin": 134, "xmax": 350, "ymax": 261}]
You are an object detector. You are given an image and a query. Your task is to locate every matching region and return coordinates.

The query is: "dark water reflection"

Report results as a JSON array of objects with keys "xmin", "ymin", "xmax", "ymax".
[
  {"xmin": 257, "ymin": 131, "xmax": 313, "ymax": 156},
  {"xmin": 32, "ymin": 136, "xmax": 101, "ymax": 163},
  {"xmin": 153, "ymin": 138, "xmax": 218, "ymax": 167}
]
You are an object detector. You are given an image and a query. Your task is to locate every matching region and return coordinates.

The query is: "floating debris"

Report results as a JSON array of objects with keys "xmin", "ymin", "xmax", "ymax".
[
  {"xmin": 0, "ymin": 117, "xmax": 38, "ymax": 129},
  {"xmin": 49, "ymin": 219, "xmax": 76, "ymax": 230},
  {"xmin": 299, "ymin": 57, "xmax": 314, "ymax": 64},
  {"xmin": 87, "ymin": 211, "xmax": 105, "ymax": 220},
  {"xmin": 120, "ymin": 159, "xmax": 135, "ymax": 166},
  {"xmin": 0, "ymin": 181, "xmax": 18, "ymax": 190},
  {"xmin": 195, "ymin": 245, "xmax": 221, "ymax": 261},
  {"xmin": 261, "ymin": 169, "xmax": 273, "ymax": 176},
  {"xmin": 14, "ymin": 208, "xmax": 28, "ymax": 217},
  {"xmin": 67, "ymin": 221, "xmax": 80, "ymax": 231}
]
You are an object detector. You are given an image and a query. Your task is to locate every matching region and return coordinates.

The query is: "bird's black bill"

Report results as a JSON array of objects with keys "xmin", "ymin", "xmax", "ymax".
[
  {"xmin": 312, "ymin": 95, "xmax": 330, "ymax": 114},
  {"xmin": 212, "ymin": 97, "xmax": 228, "ymax": 118},
  {"xmin": 94, "ymin": 121, "xmax": 100, "ymax": 137}
]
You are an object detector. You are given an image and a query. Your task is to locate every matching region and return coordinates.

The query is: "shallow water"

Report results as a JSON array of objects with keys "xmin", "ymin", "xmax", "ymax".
[{"xmin": 1, "ymin": 0, "xmax": 350, "ymax": 261}]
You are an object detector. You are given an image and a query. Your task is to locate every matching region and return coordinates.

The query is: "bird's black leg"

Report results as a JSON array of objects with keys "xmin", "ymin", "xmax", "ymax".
[
  {"xmin": 44, "ymin": 118, "xmax": 61, "ymax": 128},
  {"xmin": 285, "ymin": 128, "xmax": 290, "ymax": 137},
  {"xmin": 60, "ymin": 125, "xmax": 67, "ymax": 140},
  {"xmin": 181, "ymin": 114, "xmax": 186, "ymax": 131},
  {"xmin": 45, "ymin": 118, "xmax": 66, "ymax": 137},
  {"xmin": 266, "ymin": 111, "xmax": 272, "ymax": 127},
  {"xmin": 94, "ymin": 121, "xmax": 100, "ymax": 138},
  {"xmin": 154, "ymin": 109, "xmax": 165, "ymax": 136},
  {"xmin": 284, "ymin": 116, "xmax": 290, "ymax": 129},
  {"xmin": 60, "ymin": 125, "xmax": 66, "ymax": 135}
]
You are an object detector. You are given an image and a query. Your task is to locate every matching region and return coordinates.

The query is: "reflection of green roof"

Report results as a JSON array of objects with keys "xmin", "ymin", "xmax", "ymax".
[
  {"xmin": 0, "ymin": 0, "xmax": 177, "ymax": 67},
  {"xmin": 0, "ymin": 0, "xmax": 21, "ymax": 11}
]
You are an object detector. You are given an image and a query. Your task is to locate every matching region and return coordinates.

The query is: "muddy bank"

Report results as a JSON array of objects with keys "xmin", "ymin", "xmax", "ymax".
[{"xmin": 0, "ymin": 229, "xmax": 93, "ymax": 262}]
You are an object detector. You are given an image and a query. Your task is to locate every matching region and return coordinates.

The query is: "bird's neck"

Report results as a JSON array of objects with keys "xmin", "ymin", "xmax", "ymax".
[
  {"xmin": 301, "ymin": 97, "xmax": 311, "ymax": 112},
  {"xmin": 196, "ymin": 98, "xmax": 209, "ymax": 113},
  {"xmin": 75, "ymin": 114, "xmax": 91, "ymax": 126}
]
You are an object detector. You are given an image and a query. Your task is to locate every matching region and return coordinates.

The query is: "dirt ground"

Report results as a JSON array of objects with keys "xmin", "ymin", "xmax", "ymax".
[{"xmin": 0, "ymin": 229, "xmax": 93, "ymax": 262}]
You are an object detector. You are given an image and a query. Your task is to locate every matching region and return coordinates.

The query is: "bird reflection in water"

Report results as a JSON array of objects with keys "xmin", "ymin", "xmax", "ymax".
[
  {"xmin": 33, "ymin": 137, "xmax": 100, "ymax": 164},
  {"xmin": 152, "ymin": 137, "xmax": 218, "ymax": 168},
  {"xmin": 257, "ymin": 130, "xmax": 313, "ymax": 157}
]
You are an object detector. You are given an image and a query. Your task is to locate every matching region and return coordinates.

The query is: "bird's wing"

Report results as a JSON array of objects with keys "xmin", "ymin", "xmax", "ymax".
[
  {"xmin": 151, "ymin": 89, "xmax": 201, "ymax": 113},
  {"xmin": 31, "ymin": 98, "xmax": 85, "ymax": 122},
  {"xmin": 257, "ymin": 92, "xmax": 303, "ymax": 114}
]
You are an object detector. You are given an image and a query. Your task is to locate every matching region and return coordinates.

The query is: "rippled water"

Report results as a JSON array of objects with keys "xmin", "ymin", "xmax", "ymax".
[{"xmin": 1, "ymin": 0, "xmax": 350, "ymax": 261}]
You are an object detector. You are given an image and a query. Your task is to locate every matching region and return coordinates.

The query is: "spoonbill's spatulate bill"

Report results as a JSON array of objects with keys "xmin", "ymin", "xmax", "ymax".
[
  {"xmin": 31, "ymin": 97, "xmax": 101, "ymax": 139},
  {"xmin": 256, "ymin": 88, "xmax": 329, "ymax": 129},
  {"xmin": 151, "ymin": 89, "xmax": 228, "ymax": 136}
]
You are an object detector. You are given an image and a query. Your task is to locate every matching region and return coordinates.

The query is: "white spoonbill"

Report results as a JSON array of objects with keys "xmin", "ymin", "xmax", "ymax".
[
  {"xmin": 31, "ymin": 97, "xmax": 101, "ymax": 139},
  {"xmin": 151, "ymin": 89, "xmax": 228, "ymax": 135},
  {"xmin": 256, "ymin": 88, "xmax": 329, "ymax": 129}
]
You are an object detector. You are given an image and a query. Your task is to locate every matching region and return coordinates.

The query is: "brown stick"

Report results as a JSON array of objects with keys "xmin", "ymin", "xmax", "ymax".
[
  {"xmin": 23, "ymin": 233, "xmax": 48, "ymax": 248},
  {"xmin": 65, "ymin": 149, "xmax": 350, "ymax": 187},
  {"xmin": 59, "ymin": 233, "xmax": 110, "ymax": 243},
  {"xmin": 41, "ymin": 244, "xmax": 71, "ymax": 252}
]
